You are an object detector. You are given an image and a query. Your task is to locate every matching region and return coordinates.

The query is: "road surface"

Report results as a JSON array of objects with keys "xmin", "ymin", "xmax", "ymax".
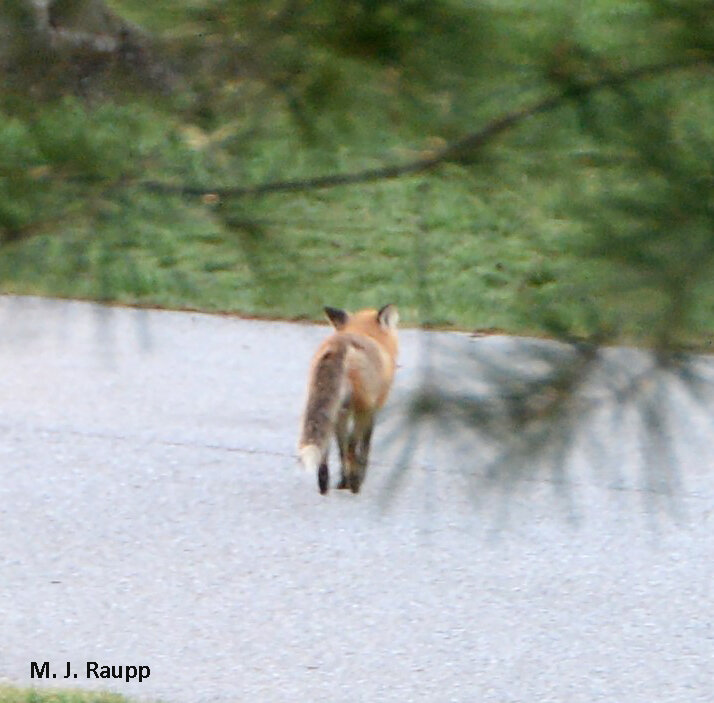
[{"xmin": 1, "ymin": 295, "xmax": 712, "ymax": 703}]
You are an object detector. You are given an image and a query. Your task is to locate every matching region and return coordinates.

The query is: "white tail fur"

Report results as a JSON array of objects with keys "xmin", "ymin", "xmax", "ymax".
[{"xmin": 299, "ymin": 444, "xmax": 322, "ymax": 475}]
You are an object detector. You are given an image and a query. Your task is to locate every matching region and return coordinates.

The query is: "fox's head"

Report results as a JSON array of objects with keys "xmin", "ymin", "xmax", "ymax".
[{"xmin": 324, "ymin": 304, "xmax": 399, "ymax": 358}]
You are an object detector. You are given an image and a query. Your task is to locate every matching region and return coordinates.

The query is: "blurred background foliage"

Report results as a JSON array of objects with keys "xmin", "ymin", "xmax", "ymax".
[{"xmin": 0, "ymin": 0, "xmax": 711, "ymax": 343}]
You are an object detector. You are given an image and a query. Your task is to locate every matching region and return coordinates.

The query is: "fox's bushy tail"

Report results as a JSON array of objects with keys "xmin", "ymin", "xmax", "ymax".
[{"xmin": 299, "ymin": 342, "xmax": 348, "ymax": 474}]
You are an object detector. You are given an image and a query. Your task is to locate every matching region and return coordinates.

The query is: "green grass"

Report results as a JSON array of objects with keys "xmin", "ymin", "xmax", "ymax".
[
  {"xmin": 0, "ymin": 686, "xmax": 129, "ymax": 703},
  {"xmin": 0, "ymin": 153, "xmax": 579, "ymax": 334},
  {"xmin": 0, "ymin": 0, "xmax": 712, "ymax": 348}
]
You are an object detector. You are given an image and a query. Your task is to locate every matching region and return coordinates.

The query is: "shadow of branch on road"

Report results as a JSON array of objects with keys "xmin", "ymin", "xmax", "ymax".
[{"xmin": 378, "ymin": 333, "xmax": 714, "ymax": 522}]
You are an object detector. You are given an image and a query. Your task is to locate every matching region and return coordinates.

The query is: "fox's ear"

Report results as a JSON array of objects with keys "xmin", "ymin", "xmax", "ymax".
[
  {"xmin": 324, "ymin": 306, "xmax": 349, "ymax": 330},
  {"xmin": 377, "ymin": 304, "xmax": 398, "ymax": 330}
]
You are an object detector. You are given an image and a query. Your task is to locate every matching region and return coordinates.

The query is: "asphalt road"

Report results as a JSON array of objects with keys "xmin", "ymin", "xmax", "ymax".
[{"xmin": 1, "ymin": 295, "xmax": 712, "ymax": 703}]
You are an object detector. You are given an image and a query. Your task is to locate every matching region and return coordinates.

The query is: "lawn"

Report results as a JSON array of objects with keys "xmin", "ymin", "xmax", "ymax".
[
  {"xmin": 0, "ymin": 0, "xmax": 711, "ymax": 348},
  {"xmin": 0, "ymin": 686, "xmax": 128, "ymax": 703}
]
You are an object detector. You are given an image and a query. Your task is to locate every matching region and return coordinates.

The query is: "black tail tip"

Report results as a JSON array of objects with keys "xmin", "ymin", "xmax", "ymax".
[{"xmin": 318, "ymin": 462, "xmax": 329, "ymax": 495}]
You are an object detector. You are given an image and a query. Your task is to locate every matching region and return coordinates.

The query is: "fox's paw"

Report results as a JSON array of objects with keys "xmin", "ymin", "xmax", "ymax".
[
  {"xmin": 336, "ymin": 472, "xmax": 361, "ymax": 493},
  {"xmin": 318, "ymin": 462, "xmax": 329, "ymax": 495},
  {"xmin": 348, "ymin": 474, "xmax": 361, "ymax": 494}
]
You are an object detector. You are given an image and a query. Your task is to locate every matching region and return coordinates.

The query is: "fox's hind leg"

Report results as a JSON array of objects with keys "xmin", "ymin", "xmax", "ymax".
[
  {"xmin": 335, "ymin": 410, "xmax": 374, "ymax": 494},
  {"xmin": 335, "ymin": 408, "xmax": 351, "ymax": 490},
  {"xmin": 352, "ymin": 414, "xmax": 374, "ymax": 493},
  {"xmin": 341, "ymin": 413, "xmax": 374, "ymax": 494}
]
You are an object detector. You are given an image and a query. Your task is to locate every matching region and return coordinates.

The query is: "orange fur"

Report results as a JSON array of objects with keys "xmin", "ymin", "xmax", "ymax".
[{"xmin": 299, "ymin": 305, "xmax": 399, "ymax": 494}]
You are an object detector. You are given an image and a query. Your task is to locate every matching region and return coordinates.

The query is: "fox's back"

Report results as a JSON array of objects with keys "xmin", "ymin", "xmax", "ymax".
[
  {"xmin": 299, "ymin": 304, "xmax": 399, "ymax": 493},
  {"xmin": 312, "ymin": 309, "xmax": 398, "ymax": 412}
]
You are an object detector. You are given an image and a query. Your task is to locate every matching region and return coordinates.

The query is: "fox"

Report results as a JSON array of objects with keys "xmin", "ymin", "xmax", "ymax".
[{"xmin": 299, "ymin": 304, "xmax": 399, "ymax": 495}]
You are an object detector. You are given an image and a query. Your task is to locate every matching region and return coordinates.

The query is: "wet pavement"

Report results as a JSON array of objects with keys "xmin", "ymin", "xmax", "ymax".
[{"xmin": 1, "ymin": 295, "xmax": 712, "ymax": 703}]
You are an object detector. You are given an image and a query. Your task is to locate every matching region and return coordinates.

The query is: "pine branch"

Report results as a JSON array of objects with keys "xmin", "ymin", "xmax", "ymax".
[{"xmin": 141, "ymin": 56, "xmax": 713, "ymax": 200}]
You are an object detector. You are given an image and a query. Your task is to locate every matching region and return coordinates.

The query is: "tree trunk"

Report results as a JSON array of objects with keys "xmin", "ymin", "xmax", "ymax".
[{"xmin": 0, "ymin": 0, "xmax": 175, "ymax": 95}]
